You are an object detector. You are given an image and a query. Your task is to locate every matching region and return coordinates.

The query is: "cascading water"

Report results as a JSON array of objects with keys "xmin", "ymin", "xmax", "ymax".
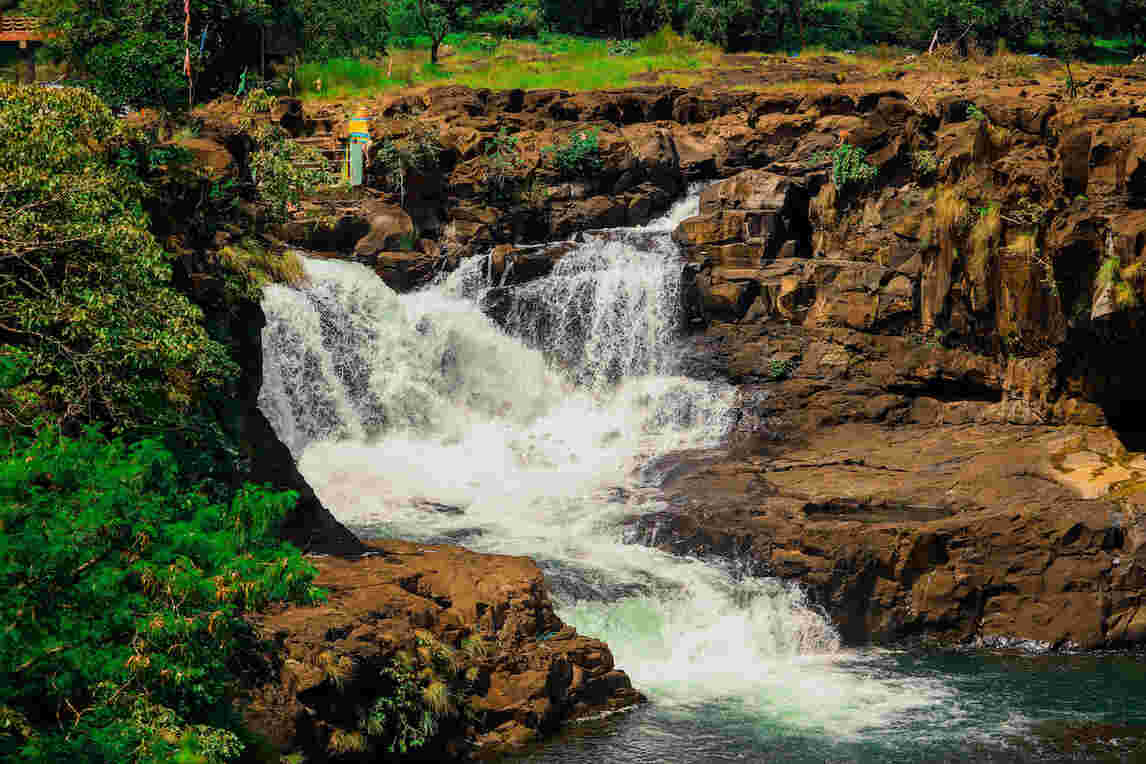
[{"xmin": 258, "ymin": 193, "xmax": 1143, "ymax": 762}]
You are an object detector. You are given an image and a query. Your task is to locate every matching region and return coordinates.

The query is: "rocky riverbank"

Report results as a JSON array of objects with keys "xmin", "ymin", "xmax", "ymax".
[{"xmin": 242, "ymin": 541, "xmax": 643, "ymax": 761}]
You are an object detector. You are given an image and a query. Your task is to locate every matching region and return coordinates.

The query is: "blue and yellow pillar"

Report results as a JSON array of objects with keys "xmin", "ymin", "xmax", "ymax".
[{"xmin": 345, "ymin": 109, "xmax": 371, "ymax": 187}]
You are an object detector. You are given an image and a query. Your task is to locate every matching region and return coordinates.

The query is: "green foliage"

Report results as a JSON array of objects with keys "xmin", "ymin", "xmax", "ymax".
[
  {"xmin": 483, "ymin": 127, "xmax": 524, "ymax": 200},
  {"xmin": 473, "ymin": 0, "xmax": 545, "ymax": 37},
  {"xmin": 609, "ymin": 38, "xmax": 639, "ymax": 56},
  {"xmin": 114, "ymin": 142, "xmax": 196, "ymax": 177},
  {"xmin": 29, "ymin": 0, "xmax": 281, "ymax": 110},
  {"xmin": 1096, "ymin": 254, "xmax": 1140, "ymax": 308},
  {"xmin": 0, "ymin": 84, "xmax": 236, "ymax": 433},
  {"xmin": 82, "ymin": 34, "xmax": 189, "ymax": 112},
  {"xmin": 767, "ymin": 357, "xmax": 798, "ymax": 380},
  {"xmin": 242, "ymin": 88, "xmax": 276, "ymax": 114},
  {"xmin": 543, "ymin": 128, "xmax": 604, "ymax": 179},
  {"xmin": 967, "ymin": 103, "xmax": 987, "ymax": 122},
  {"xmin": 0, "ymin": 425, "xmax": 325, "ymax": 762},
  {"xmin": 216, "ymin": 241, "xmax": 306, "ymax": 303},
  {"xmin": 830, "ymin": 142, "xmax": 878, "ymax": 190},
  {"xmin": 372, "ymin": 119, "xmax": 443, "ymax": 205},
  {"xmin": 293, "ymin": 0, "xmax": 392, "ymax": 61},
  {"xmin": 683, "ymin": 0, "xmax": 805, "ymax": 51},
  {"xmin": 360, "ymin": 664, "xmax": 437, "ymax": 754},
  {"xmin": 1096, "ymin": 255, "xmax": 1121, "ymax": 288},
  {"xmin": 911, "ymin": 149, "xmax": 938, "ymax": 178},
  {"xmin": 296, "ymin": 57, "xmax": 402, "ymax": 96},
  {"xmin": 389, "ymin": 0, "xmax": 458, "ymax": 61},
  {"xmin": 249, "ymin": 127, "xmax": 341, "ymax": 221}
]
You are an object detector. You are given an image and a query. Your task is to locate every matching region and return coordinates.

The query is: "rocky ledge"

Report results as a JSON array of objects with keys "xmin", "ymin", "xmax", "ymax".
[
  {"xmin": 630, "ymin": 421, "xmax": 1145, "ymax": 649},
  {"xmin": 241, "ymin": 541, "xmax": 643, "ymax": 762}
]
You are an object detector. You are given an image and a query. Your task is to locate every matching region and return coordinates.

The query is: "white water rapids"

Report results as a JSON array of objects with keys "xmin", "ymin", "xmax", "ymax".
[{"xmin": 258, "ymin": 194, "xmax": 950, "ymax": 741}]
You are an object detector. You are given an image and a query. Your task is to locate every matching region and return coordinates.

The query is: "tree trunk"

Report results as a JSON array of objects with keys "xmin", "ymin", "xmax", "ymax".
[
  {"xmin": 431, "ymin": 37, "xmax": 441, "ymax": 64},
  {"xmin": 21, "ymin": 42, "xmax": 35, "ymax": 85},
  {"xmin": 793, "ymin": 0, "xmax": 803, "ymax": 48}
]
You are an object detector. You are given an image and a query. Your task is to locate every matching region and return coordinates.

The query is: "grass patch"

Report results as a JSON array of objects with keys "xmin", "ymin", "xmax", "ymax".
[{"xmin": 294, "ymin": 30, "xmax": 722, "ymax": 101}]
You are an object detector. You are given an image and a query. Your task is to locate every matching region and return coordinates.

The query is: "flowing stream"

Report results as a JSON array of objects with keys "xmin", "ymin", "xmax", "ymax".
[{"xmin": 259, "ymin": 194, "xmax": 1146, "ymax": 762}]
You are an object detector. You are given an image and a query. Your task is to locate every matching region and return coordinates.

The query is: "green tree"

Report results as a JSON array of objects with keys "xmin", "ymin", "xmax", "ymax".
[
  {"xmin": 292, "ymin": 0, "xmax": 391, "ymax": 60},
  {"xmin": 1034, "ymin": 0, "xmax": 1089, "ymax": 96},
  {"xmin": 416, "ymin": 0, "xmax": 452, "ymax": 63},
  {"xmin": 27, "ymin": 0, "xmax": 288, "ymax": 110},
  {"xmin": 0, "ymin": 84, "xmax": 236, "ymax": 435}
]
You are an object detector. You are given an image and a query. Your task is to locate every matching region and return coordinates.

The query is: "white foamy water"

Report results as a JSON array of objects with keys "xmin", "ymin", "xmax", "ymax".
[{"xmin": 259, "ymin": 198, "xmax": 953, "ymax": 739}]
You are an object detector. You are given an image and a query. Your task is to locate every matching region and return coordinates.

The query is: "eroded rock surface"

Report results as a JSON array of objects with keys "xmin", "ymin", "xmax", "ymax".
[
  {"xmin": 243, "ymin": 541, "xmax": 643, "ymax": 761},
  {"xmin": 630, "ymin": 422, "xmax": 1146, "ymax": 649}
]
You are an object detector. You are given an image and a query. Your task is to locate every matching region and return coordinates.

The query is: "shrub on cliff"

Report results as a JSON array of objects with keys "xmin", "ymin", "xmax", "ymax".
[
  {"xmin": 0, "ymin": 84, "xmax": 235, "ymax": 436},
  {"xmin": 0, "ymin": 425, "xmax": 326, "ymax": 762},
  {"xmin": 543, "ymin": 128, "xmax": 604, "ymax": 179},
  {"xmin": 248, "ymin": 125, "xmax": 342, "ymax": 221},
  {"xmin": 830, "ymin": 142, "xmax": 877, "ymax": 191}
]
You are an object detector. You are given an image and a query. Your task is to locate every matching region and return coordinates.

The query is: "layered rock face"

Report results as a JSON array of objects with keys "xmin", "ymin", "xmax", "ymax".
[
  {"xmin": 243, "ymin": 541, "xmax": 643, "ymax": 761},
  {"xmin": 655, "ymin": 82, "xmax": 1146, "ymax": 649}
]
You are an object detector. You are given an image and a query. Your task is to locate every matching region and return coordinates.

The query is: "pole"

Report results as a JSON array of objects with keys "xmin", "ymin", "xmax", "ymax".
[{"xmin": 20, "ymin": 41, "xmax": 34, "ymax": 85}]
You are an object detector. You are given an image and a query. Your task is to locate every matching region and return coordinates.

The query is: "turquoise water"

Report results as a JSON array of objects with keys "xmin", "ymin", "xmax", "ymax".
[{"xmin": 499, "ymin": 648, "xmax": 1146, "ymax": 763}]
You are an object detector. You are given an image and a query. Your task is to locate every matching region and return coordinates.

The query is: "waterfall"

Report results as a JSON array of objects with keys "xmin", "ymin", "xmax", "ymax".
[{"xmin": 259, "ymin": 192, "xmax": 950, "ymax": 739}]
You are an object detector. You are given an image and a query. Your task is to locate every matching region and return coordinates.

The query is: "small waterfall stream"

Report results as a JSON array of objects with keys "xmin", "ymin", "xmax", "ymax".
[{"xmin": 258, "ymin": 194, "xmax": 1146, "ymax": 762}]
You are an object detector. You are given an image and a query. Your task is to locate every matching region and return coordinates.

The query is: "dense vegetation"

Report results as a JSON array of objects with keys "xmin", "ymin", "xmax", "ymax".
[
  {"xmin": 8, "ymin": 0, "xmax": 1144, "ymax": 108},
  {"xmin": 0, "ymin": 426, "xmax": 324, "ymax": 762},
  {"xmin": 0, "ymin": 80, "xmax": 335, "ymax": 764}
]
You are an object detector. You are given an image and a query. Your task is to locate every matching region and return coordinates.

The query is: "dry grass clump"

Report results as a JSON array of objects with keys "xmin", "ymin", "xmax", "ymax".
[
  {"xmin": 1006, "ymin": 231, "xmax": 1039, "ymax": 260},
  {"xmin": 422, "ymin": 680, "xmax": 454, "ymax": 715},
  {"xmin": 811, "ymin": 182, "xmax": 838, "ymax": 226},
  {"xmin": 1098, "ymin": 256, "xmax": 1142, "ymax": 309},
  {"xmin": 935, "ymin": 187, "xmax": 969, "ymax": 238},
  {"xmin": 217, "ymin": 240, "xmax": 306, "ymax": 288},
  {"xmin": 1122, "ymin": 260, "xmax": 1146, "ymax": 287},
  {"xmin": 969, "ymin": 205, "xmax": 1003, "ymax": 277},
  {"xmin": 316, "ymin": 650, "xmax": 354, "ymax": 690},
  {"xmin": 987, "ymin": 124, "xmax": 1013, "ymax": 156},
  {"xmin": 460, "ymin": 635, "xmax": 492, "ymax": 659},
  {"xmin": 328, "ymin": 728, "xmax": 368, "ymax": 754},
  {"xmin": 1007, "ymin": 231, "xmax": 1056, "ymax": 292}
]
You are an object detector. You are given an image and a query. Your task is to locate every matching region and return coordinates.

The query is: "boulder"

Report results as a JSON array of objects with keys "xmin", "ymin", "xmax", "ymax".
[
  {"xmin": 354, "ymin": 203, "xmax": 416, "ymax": 258},
  {"xmin": 243, "ymin": 541, "xmax": 644, "ymax": 760}
]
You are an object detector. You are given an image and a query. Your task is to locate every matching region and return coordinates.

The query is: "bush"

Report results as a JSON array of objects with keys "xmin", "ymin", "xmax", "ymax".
[
  {"xmin": 608, "ymin": 38, "xmax": 638, "ymax": 56},
  {"xmin": 483, "ymin": 127, "xmax": 524, "ymax": 199},
  {"xmin": 911, "ymin": 149, "xmax": 939, "ymax": 178},
  {"xmin": 543, "ymin": 128, "xmax": 604, "ymax": 179},
  {"xmin": 830, "ymin": 142, "xmax": 878, "ymax": 190},
  {"xmin": 293, "ymin": 0, "xmax": 392, "ymax": 61},
  {"xmin": 371, "ymin": 119, "xmax": 443, "ymax": 204},
  {"xmin": 82, "ymin": 34, "xmax": 188, "ymax": 111},
  {"xmin": 248, "ymin": 126, "xmax": 342, "ymax": 221},
  {"xmin": 0, "ymin": 425, "xmax": 325, "ymax": 762},
  {"xmin": 473, "ymin": 0, "xmax": 545, "ymax": 37}
]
